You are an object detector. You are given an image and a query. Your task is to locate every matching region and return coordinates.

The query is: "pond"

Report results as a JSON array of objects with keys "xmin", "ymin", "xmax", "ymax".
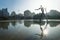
[{"xmin": 0, "ymin": 19, "xmax": 60, "ymax": 40}]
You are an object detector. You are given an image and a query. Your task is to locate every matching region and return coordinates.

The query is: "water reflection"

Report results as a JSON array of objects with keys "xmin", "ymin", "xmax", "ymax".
[
  {"xmin": 24, "ymin": 20, "xmax": 32, "ymax": 27},
  {"xmin": 24, "ymin": 20, "xmax": 45, "ymax": 28},
  {"xmin": 24, "ymin": 20, "xmax": 60, "ymax": 28},
  {"xmin": 0, "ymin": 20, "xmax": 60, "ymax": 40},
  {"xmin": 18, "ymin": 20, "xmax": 23, "ymax": 24},
  {"xmin": 48, "ymin": 21, "xmax": 60, "ymax": 27},
  {"xmin": 33, "ymin": 21, "xmax": 45, "ymax": 26},
  {"xmin": 0, "ymin": 20, "xmax": 60, "ymax": 30},
  {"xmin": 0, "ymin": 22, "xmax": 9, "ymax": 29},
  {"xmin": 11, "ymin": 21, "xmax": 16, "ymax": 26},
  {"xmin": 34, "ymin": 20, "xmax": 48, "ymax": 40}
]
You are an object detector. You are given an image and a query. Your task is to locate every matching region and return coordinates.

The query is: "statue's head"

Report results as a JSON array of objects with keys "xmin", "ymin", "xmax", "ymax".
[{"xmin": 40, "ymin": 5, "xmax": 42, "ymax": 7}]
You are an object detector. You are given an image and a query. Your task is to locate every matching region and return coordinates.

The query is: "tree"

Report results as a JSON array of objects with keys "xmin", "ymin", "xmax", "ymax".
[
  {"xmin": 11, "ymin": 11, "xmax": 16, "ymax": 16},
  {"xmin": 11, "ymin": 11, "xmax": 16, "ymax": 19},
  {"xmin": 24, "ymin": 10, "xmax": 32, "ymax": 19},
  {"xmin": 47, "ymin": 10, "xmax": 60, "ymax": 19}
]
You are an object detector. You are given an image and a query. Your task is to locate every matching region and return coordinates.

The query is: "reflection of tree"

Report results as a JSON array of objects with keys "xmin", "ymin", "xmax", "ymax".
[
  {"xmin": 24, "ymin": 20, "xmax": 32, "ymax": 27},
  {"xmin": 33, "ymin": 20, "xmax": 45, "ymax": 26},
  {"xmin": 24, "ymin": 20, "xmax": 45, "ymax": 28},
  {"xmin": 18, "ymin": 20, "xmax": 22, "ymax": 24},
  {"xmin": 11, "ymin": 21, "xmax": 16, "ymax": 26},
  {"xmin": 48, "ymin": 21, "xmax": 60, "ymax": 27},
  {"xmin": 0, "ymin": 22, "xmax": 9, "ymax": 29}
]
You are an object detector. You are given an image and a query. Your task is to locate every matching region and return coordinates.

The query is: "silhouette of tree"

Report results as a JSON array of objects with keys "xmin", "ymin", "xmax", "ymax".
[
  {"xmin": 47, "ymin": 10, "xmax": 60, "ymax": 19},
  {"xmin": 11, "ymin": 11, "xmax": 16, "ymax": 16},
  {"xmin": 24, "ymin": 10, "xmax": 32, "ymax": 19},
  {"xmin": 11, "ymin": 11, "xmax": 16, "ymax": 19}
]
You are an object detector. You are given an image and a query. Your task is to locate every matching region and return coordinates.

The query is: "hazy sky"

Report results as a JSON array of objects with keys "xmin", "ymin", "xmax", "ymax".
[{"xmin": 0, "ymin": 0, "xmax": 60, "ymax": 14}]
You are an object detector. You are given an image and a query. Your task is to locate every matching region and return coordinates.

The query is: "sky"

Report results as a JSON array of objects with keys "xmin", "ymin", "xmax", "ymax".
[{"xmin": 0, "ymin": 0, "xmax": 60, "ymax": 14}]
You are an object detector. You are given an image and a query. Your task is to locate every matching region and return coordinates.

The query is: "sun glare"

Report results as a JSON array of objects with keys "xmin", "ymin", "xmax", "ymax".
[{"xmin": 43, "ymin": 29, "xmax": 48, "ymax": 35}]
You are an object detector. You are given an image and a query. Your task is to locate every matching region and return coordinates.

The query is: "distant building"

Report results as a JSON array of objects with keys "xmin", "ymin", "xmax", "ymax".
[
  {"xmin": 2, "ymin": 8, "xmax": 9, "ymax": 17},
  {"xmin": 0, "ymin": 8, "xmax": 9, "ymax": 19},
  {"xmin": 0, "ymin": 10, "xmax": 3, "ymax": 17}
]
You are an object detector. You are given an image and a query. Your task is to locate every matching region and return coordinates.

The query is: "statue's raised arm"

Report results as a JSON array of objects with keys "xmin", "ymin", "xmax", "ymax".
[
  {"xmin": 35, "ymin": 5, "xmax": 44, "ymax": 13},
  {"xmin": 35, "ymin": 8, "xmax": 41, "ymax": 10}
]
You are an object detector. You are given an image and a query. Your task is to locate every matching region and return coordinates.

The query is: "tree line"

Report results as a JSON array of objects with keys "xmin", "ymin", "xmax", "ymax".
[{"xmin": 0, "ymin": 8, "xmax": 60, "ymax": 20}]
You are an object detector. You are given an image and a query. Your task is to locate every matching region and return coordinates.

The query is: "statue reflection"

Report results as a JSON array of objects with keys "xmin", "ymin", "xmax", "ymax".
[
  {"xmin": 0, "ymin": 22, "xmax": 9, "ymax": 29},
  {"xmin": 35, "ymin": 20, "xmax": 48, "ymax": 40}
]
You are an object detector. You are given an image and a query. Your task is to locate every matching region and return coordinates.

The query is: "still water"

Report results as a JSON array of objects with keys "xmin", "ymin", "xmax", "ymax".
[{"xmin": 0, "ymin": 20, "xmax": 60, "ymax": 40}]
